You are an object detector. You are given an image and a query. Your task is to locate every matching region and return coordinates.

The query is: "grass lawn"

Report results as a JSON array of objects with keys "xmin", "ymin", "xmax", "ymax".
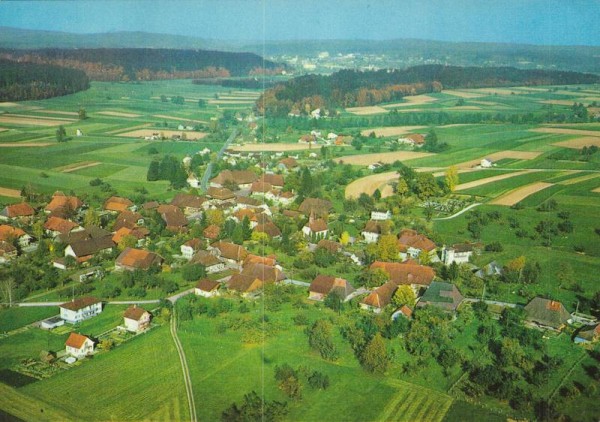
[
  {"xmin": 21, "ymin": 325, "xmax": 188, "ymax": 421},
  {"xmin": 0, "ymin": 329, "xmax": 69, "ymax": 370},
  {"xmin": 0, "ymin": 307, "xmax": 58, "ymax": 332}
]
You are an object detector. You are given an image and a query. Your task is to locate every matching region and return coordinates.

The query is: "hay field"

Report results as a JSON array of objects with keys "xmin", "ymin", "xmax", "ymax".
[
  {"xmin": 0, "ymin": 115, "xmax": 72, "ymax": 127},
  {"xmin": 105, "ymin": 123, "xmax": 151, "ymax": 135},
  {"xmin": 97, "ymin": 111, "xmax": 142, "ymax": 118},
  {"xmin": 117, "ymin": 129, "xmax": 207, "ymax": 140},
  {"xmin": 337, "ymin": 151, "xmax": 433, "ymax": 165},
  {"xmin": 345, "ymin": 106, "xmax": 388, "ymax": 115},
  {"xmin": 490, "ymin": 182, "xmax": 554, "ymax": 206},
  {"xmin": 455, "ymin": 170, "xmax": 540, "ymax": 191},
  {"xmin": 553, "ymin": 137, "xmax": 600, "ymax": 149},
  {"xmin": 593, "ymin": 187, "xmax": 600, "ymax": 193},
  {"xmin": 360, "ymin": 126, "xmax": 426, "ymax": 137},
  {"xmin": 454, "ymin": 150, "xmax": 543, "ymax": 168},
  {"xmin": 540, "ymin": 100, "xmax": 579, "ymax": 106},
  {"xmin": 0, "ymin": 187, "xmax": 21, "ymax": 198},
  {"xmin": 56, "ymin": 161, "xmax": 102, "ymax": 173},
  {"xmin": 0, "ymin": 142, "xmax": 53, "ymax": 147},
  {"xmin": 557, "ymin": 173, "xmax": 600, "ymax": 185},
  {"xmin": 345, "ymin": 171, "xmax": 398, "ymax": 199},
  {"xmin": 36, "ymin": 110, "xmax": 79, "ymax": 116},
  {"xmin": 452, "ymin": 105, "xmax": 482, "ymax": 110},
  {"xmin": 153, "ymin": 115, "xmax": 207, "ymax": 124},
  {"xmin": 441, "ymin": 90, "xmax": 485, "ymax": 98},
  {"xmin": 382, "ymin": 95, "xmax": 438, "ymax": 108},
  {"xmin": 531, "ymin": 127, "xmax": 600, "ymax": 136}
]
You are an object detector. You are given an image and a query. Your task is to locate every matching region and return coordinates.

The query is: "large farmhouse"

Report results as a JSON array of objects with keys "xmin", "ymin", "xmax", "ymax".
[{"xmin": 60, "ymin": 297, "xmax": 103, "ymax": 323}]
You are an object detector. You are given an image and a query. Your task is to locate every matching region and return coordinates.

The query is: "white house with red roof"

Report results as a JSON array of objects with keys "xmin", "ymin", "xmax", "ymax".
[
  {"xmin": 65, "ymin": 332, "xmax": 94, "ymax": 358},
  {"xmin": 59, "ymin": 297, "xmax": 103, "ymax": 323}
]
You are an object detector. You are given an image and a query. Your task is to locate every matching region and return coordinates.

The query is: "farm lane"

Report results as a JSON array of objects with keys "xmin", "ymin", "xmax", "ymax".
[
  {"xmin": 170, "ymin": 307, "xmax": 198, "ymax": 422},
  {"xmin": 432, "ymin": 203, "xmax": 482, "ymax": 221},
  {"xmin": 201, "ymin": 127, "xmax": 238, "ymax": 190}
]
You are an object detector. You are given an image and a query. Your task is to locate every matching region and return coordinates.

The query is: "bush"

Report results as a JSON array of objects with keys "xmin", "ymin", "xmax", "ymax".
[
  {"xmin": 181, "ymin": 264, "xmax": 206, "ymax": 281},
  {"xmin": 89, "ymin": 178, "xmax": 103, "ymax": 186},
  {"xmin": 484, "ymin": 241, "xmax": 503, "ymax": 252}
]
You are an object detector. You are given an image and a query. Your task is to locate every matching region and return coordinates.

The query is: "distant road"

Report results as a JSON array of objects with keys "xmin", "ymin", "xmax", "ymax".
[{"xmin": 200, "ymin": 127, "xmax": 238, "ymax": 190}]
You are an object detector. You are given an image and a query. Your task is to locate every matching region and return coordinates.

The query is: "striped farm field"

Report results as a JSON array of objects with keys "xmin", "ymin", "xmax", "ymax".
[
  {"xmin": 380, "ymin": 380, "xmax": 453, "ymax": 422},
  {"xmin": 490, "ymin": 182, "xmax": 555, "ymax": 206},
  {"xmin": 557, "ymin": 173, "xmax": 600, "ymax": 185},
  {"xmin": 455, "ymin": 170, "xmax": 541, "ymax": 191}
]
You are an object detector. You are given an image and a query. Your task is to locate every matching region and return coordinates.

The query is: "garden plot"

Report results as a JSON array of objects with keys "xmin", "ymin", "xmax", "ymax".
[
  {"xmin": 379, "ymin": 380, "xmax": 453, "ymax": 422},
  {"xmin": 490, "ymin": 182, "xmax": 554, "ymax": 206},
  {"xmin": 552, "ymin": 137, "xmax": 600, "ymax": 149},
  {"xmin": 557, "ymin": 173, "xmax": 600, "ymax": 185},
  {"xmin": 336, "ymin": 151, "xmax": 434, "ymax": 166},
  {"xmin": 345, "ymin": 106, "xmax": 388, "ymax": 115},
  {"xmin": 360, "ymin": 126, "xmax": 426, "ymax": 137},
  {"xmin": 116, "ymin": 129, "xmax": 207, "ymax": 140}
]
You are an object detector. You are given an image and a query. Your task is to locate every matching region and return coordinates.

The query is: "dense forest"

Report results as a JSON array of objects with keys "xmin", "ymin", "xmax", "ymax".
[
  {"xmin": 0, "ymin": 48, "xmax": 282, "ymax": 81},
  {"xmin": 0, "ymin": 59, "xmax": 89, "ymax": 101},
  {"xmin": 257, "ymin": 65, "xmax": 600, "ymax": 116}
]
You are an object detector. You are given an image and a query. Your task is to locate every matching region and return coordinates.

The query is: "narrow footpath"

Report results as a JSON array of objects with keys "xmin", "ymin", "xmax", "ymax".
[{"xmin": 170, "ymin": 307, "xmax": 197, "ymax": 422}]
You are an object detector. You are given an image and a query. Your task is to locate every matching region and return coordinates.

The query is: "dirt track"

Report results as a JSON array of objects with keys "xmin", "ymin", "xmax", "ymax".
[
  {"xmin": 0, "ymin": 142, "xmax": 53, "ymax": 147},
  {"xmin": 97, "ymin": 111, "xmax": 141, "ymax": 118},
  {"xmin": 60, "ymin": 162, "xmax": 102, "ymax": 173},
  {"xmin": 0, "ymin": 115, "xmax": 73, "ymax": 126},
  {"xmin": 490, "ymin": 182, "xmax": 554, "ymax": 206}
]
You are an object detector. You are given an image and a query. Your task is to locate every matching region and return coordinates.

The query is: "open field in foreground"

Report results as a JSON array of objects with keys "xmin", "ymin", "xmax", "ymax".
[
  {"xmin": 345, "ymin": 171, "xmax": 398, "ymax": 199},
  {"xmin": 337, "ymin": 151, "xmax": 433, "ymax": 165},
  {"xmin": 490, "ymin": 182, "xmax": 554, "ymax": 205},
  {"xmin": 360, "ymin": 125, "xmax": 426, "ymax": 137}
]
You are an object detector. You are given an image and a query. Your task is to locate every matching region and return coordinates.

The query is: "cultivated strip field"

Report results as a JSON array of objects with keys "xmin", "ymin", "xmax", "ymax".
[
  {"xmin": 35, "ymin": 110, "xmax": 79, "ymax": 116},
  {"xmin": 454, "ymin": 150, "xmax": 543, "ymax": 168},
  {"xmin": 337, "ymin": 151, "xmax": 433, "ymax": 165},
  {"xmin": 153, "ymin": 115, "xmax": 207, "ymax": 123},
  {"xmin": 441, "ymin": 90, "xmax": 485, "ymax": 98},
  {"xmin": 593, "ymin": 187, "xmax": 600, "ymax": 193},
  {"xmin": 345, "ymin": 106, "xmax": 388, "ymax": 115},
  {"xmin": 531, "ymin": 127, "xmax": 600, "ymax": 137},
  {"xmin": 540, "ymin": 100, "xmax": 581, "ymax": 106},
  {"xmin": 490, "ymin": 182, "xmax": 555, "ymax": 206},
  {"xmin": 382, "ymin": 94, "xmax": 438, "ymax": 108},
  {"xmin": 345, "ymin": 171, "xmax": 398, "ymax": 199},
  {"xmin": 380, "ymin": 380, "xmax": 453, "ymax": 422},
  {"xmin": 0, "ymin": 187, "xmax": 21, "ymax": 198},
  {"xmin": 0, "ymin": 115, "xmax": 73, "ymax": 126},
  {"xmin": 0, "ymin": 142, "xmax": 53, "ymax": 147},
  {"xmin": 116, "ymin": 129, "xmax": 207, "ymax": 140},
  {"xmin": 208, "ymin": 99, "xmax": 255, "ymax": 104},
  {"xmin": 105, "ymin": 123, "xmax": 151, "ymax": 134},
  {"xmin": 97, "ymin": 111, "xmax": 142, "ymax": 118},
  {"xmin": 455, "ymin": 170, "xmax": 541, "ymax": 191},
  {"xmin": 360, "ymin": 126, "xmax": 426, "ymax": 137},
  {"xmin": 231, "ymin": 142, "xmax": 339, "ymax": 152},
  {"xmin": 55, "ymin": 161, "xmax": 102, "ymax": 173},
  {"xmin": 557, "ymin": 173, "xmax": 600, "ymax": 185},
  {"xmin": 553, "ymin": 137, "xmax": 600, "ymax": 149}
]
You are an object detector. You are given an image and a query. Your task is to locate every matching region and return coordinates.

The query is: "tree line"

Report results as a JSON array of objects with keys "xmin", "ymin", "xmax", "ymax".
[
  {"xmin": 0, "ymin": 58, "xmax": 89, "ymax": 101},
  {"xmin": 256, "ymin": 64, "xmax": 600, "ymax": 117}
]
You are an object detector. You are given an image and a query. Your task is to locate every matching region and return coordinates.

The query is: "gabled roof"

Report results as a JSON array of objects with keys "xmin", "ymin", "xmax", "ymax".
[
  {"xmin": 207, "ymin": 187, "xmax": 235, "ymax": 200},
  {"xmin": 116, "ymin": 247, "xmax": 162, "ymax": 270},
  {"xmin": 317, "ymin": 239, "xmax": 342, "ymax": 254},
  {"xmin": 211, "ymin": 241, "xmax": 248, "ymax": 261},
  {"xmin": 241, "ymin": 262, "xmax": 285, "ymax": 283},
  {"xmin": 244, "ymin": 254, "xmax": 277, "ymax": 267},
  {"xmin": 363, "ymin": 220, "xmax": 383, "ymax": 234},
  {"xmin": 60, "ymin": 296, "xmax": 101, "ymax": 311},
  {"xmin": 0, "ymin": 225, "xmax": 26, "ymax": 242},
  {"xmin": 362, "ymin": 282, "xmax": 397, "ymax": 309},
  {"xmin": 397, "ymin": 229, "xmax": 436, "ymax": 252},
  {"xmin": 196, "ymin": 278, "xmax": 220, "ymax": 292},
  {"xmin": 298, "ymin": 198, "xmax": 332, "ymax": 217},
  {"xmin": 190, "ymin": 250, "xmax": 221, "ymax": 267},
  {"xmin": 170, "ymin": 193, "xmax": 205, "ymax": 209},
  {"xmin": 370, "ymin": 261, "xmax": 435, "ymax": 286},
  {"xmin": 157, "ymin": 205, "xmax": 188, "ymax": 230},
  {"xmin": 0, "ymin": 240, "xmax": 16, "ymax": 255},
  {"xmin": 69, "ymin": 236, "xmax": 114, "ymax": 257},
  {"xmin": 227, "ymin": 274, "xmax": 262, "ymax": 293},
  {"xmin": 250, "ymin": 181, "xmax": 272, "ymax": 194},
  {"xmin": 210, "ymin": 170, "xmax": 258, "ymax": 186},
  {"xmin": 123, "ymin": 305, "xmax": 149, "ymax": 321},
  {"xmin": 66, "ymin": 332, "xmax": 91, "ymax": 349},
  {"xmin": 307, "ymin": 219, "xmax": 328, "ymax": 233},
  {"xmin": 203, "ymin": 224, "xmax": 220, "ymax": 240},
  {"xmin": 261, "ymin": 174, "xmax": 284, "ymax": 187},
  {"xmin": 279, "ymin": 157, "xmax": 298, "ymax": 168},
  {"xmin": 45, "ymin": 193, "xmax": 83, "ymax": 215},
  {"xmin": 235, "ymin": 196, "xmax": 261, "ymax": 207},
  {"xmin": 1, "ymin": 203, "xmax": 35, "ymax": 218},
  {"xmin": 44, "ymin": 216, "xmax": 79, "ymax": 234},
  {"xmin": 310, "ymin": 275, "xmax": 355, "ymax": 297},
  {"xmin": 103, "ymin": 196, "xmax": 133, "ymax": 212},
  {"xmin": 254, "ymin": 222, "xmax": 282, "ymax": 238},
  {"xmin": 113, "ymin": 210, "xmax": 143, "ymax": 231},
  {"xmin": 524, "ymin": 297, "xmax": 571, "ymax": 329},
  {"xmin": 417, "ymin": 282, "xmax": 463, "ymax": 311},
  {"xmin": 142, "ymin": 201, "xmax": 160, "ymax": 210}
]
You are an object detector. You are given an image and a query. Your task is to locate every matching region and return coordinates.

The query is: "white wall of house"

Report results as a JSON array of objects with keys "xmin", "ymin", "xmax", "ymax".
[
  {"xmin": 124, "ymin": 314, "xmax": 150, "ymax": 333},
  {"xmin": 362, "ymin": 231, "xmax": 380, "ymax": 244},
  {"xmin": 60, "ymin": 303, "xmax": 102, "ymax": 323},
  {"xmin": 66, "ymin": 340, "xmax": 94, "ymax": 358},
  {"xmin": 195, "ymin": 288, "xmax": 220, "ymax": 297},
  {"xmin": 181, "ymin": 245, "xmax": 195, "ymax": 260},
  {"xmin": 371, "ymin": 211, "xmax": 391, "ymax": 221},
  {"xmin": 441, "ymin": 248, "xmax": 472, "ymax": 265},
  {"xmin": 206, "ymin": 263, "xmax": 226, "ymax": 274}
]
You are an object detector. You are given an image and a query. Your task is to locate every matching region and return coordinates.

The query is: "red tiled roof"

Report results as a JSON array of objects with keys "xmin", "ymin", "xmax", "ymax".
[
  {"xmin": 0, "ymin": 225, "xmax": 26, "ymax": 242},
  {"xmin": 104, "ymin": 196, "xmax": 133, "ymax": 212},
  {"xmin": 116, "ymin": 248, "xmax": 162, "ymax": 270},
  {"xmin": 123, "ymin": 305, "xmax": 149, "ymax": 321},
  {"xmin": 44, "ymin": 216, "xmax": 79, "ymax": 234},
  {"xmin": 370, "ymin": 261, "xmax": 435, "ymax": 286},
  {"xmin": 2, "ymin": 203, "xmax": 35, "ymax": 218},
  {"xmin": 203, "ymin": 224, "xmax": 221, "ymax": 240},
  {"xmin": 196, "ymin": 278, "xmax": 220, "ymax": 292},
  {"xmin": 362, "ymin": 282, "xmax": 397, "ymax": 308},
  {"xmin": 308, "ymin": 219, "xmax": 328, "ymax": 233},
  {"xmin": 212, "ymin": 241, "xmax": 248, "ymax": 261},
  {"xmin": 66, "ymin": 332, "xmax": 91, "ymax": 349},
  {"xmin": 60, "ymin": 296, "xmax": 101, "ymax": 311},
  {"xmin": 397, "ymin": 229, "xmax": 436, "ymax": 252},
  {"xmin": 45, "ymin": 194, "xmax": 82, "ymax": 213}
]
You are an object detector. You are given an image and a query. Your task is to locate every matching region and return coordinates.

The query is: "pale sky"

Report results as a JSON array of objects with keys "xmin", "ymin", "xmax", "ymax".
[{"xmin": 0, "ymin": 0, "xmax": 598, "ymax": 45}]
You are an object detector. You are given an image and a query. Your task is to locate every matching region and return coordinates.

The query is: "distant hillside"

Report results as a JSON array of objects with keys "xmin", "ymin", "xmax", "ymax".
[
  {"xmin": 258, "ymin": 64, "xmax": 600, "ymax": 116},
  {"xmin": 0, "ymin": 59, "xmax": 89, "ymax": 101},
  {"xmin": 0, "ymin": 48, "xmax": 282, "ymax": 81},
  {"xmin": 241, "ymin": 39, "xmax": 600, "ymax": 74},
  {"xmin": 0, "ymin": 27, "xmax": 228, "ymax": 50}
]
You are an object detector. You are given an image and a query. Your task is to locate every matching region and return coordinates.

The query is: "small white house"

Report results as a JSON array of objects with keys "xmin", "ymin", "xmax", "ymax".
[
  {"xmin": 480, "ymin": 158, "xmax": 494, "ymax": 168},
  {"xmin": 181, "ymin": 239, "xmax": 202, "ymax": 260},
  {"xmin": 441, "ymin": 244, "xmax": 475, "ymax": 265},
  {"xmin": 65, "ymin": 332, "xmax": 94, "ymax": 358},
  {"xmin": 59, "ymin": 297, "xmax": 102, "ymax": 324},
  {"xmin": 371, "ymin": 210, "xmax": 391, "ymax": 221},
  {"xmin": 123, "ymin": 305, "xmax": 151, "ymax": 333},
  {"xmin": 195, "ymin": 279, "xmax": 220, "ymax": 297}
]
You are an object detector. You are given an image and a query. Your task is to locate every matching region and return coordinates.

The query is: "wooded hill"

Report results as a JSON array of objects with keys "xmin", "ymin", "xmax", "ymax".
[
  {"xmin": 0, "ymin": 48, "xmax": 282, "ymax": 81},
  {"xmin": 257, "ymin": 65, "xmax": 600, "ymax": 116},
  {"xmin": 0, "ymin": 58, "xmax": 89, "ymax": 101}
]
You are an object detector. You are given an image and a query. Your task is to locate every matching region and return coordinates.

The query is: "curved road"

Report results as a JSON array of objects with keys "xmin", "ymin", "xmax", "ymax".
[
  {"xmin": 170, "ymin": 307, "xmax": 197, "ymax": 422},
  {"xmin": 432, "ymin": 202, "xmax": 482, "ymax": 221}
]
